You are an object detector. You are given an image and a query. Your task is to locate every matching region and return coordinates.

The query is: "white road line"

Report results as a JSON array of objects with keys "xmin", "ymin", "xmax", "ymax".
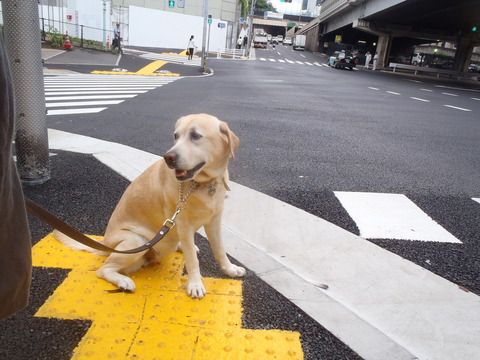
[
  {"xmin": 48, "ymin": 129, "xmax": 480, "ymax": 360},
  {"xmin": 295, "ymin": 61, "xmax": 303, "ymax": 65},
  {"xmin": 278, "ymin": 59, "xmax": 285, "ymax": 63},
  {"xmin": 260, "ymin": 58, "xmax": 266, "ymax": 61},
  {"xmin": 368, "ymin": 87, "xmax": 379, "ymax": 90},
  {"xmin": 45, "ymin": 100, "xmax": 124, "ymax": 107},
  {"xmin": 444, "ymin": 105, "xmax": 472, "ymax": 112},
  {"xmin": 45, "ymin": 94, "xmax": 137, "ymax": 101},
  {"xmin": 436, "ymin": 85, "xmax": 480, "ymax": 93},
  {"xmin": 44, "ymin": 85, "xmax": 158, "ymax": 89},
  {"xmin": 420, "ymin": 88, "xmax": 433, "ymax": 92},
  {"xmin": 313, "ymin": 62, "xmax": 321, "ymax": 66},
  {"xmin": 305, "ymin": 62, "xmax": 313, "ymax": 66},
  {"xmin": 334, "ymin": 191, "xmax": 461, "ymax": 243},
  {"xmin": 473, "ymin": 198, "xmax": 480, "ymax": 204},
  {"xmin": 300, "ymin": 54, "xmax": 306, "ymax": 58},
  {"xmin": 386, "ymin": 91, "xmax": 401, "ymax": 95},
  {"xmin": 470, "ymin": 97, "xmax": 480, "ymax": 101},
  {"xmin": 442, "ymin": 92, "xmax": 459, "ymax": 97},
  {"xmin": 286, "ymin": 59, "xmax": 294, "ymax": 63},
  {"xmin": 45, "ymin": 90, "xmax": 148, "ymax": 95},
  {"xmin": 47, "ymin": 108, "xmax": 107, "ymax": 115},
  {"xmin": 410, "ymin": 97, "xmax": 430, "ymax": 102},
  {"xmin": 269, "ymin": 58, "xmax": 276, "ymax": 62},
  {"xmin": 277, "ymin": 52, "xmax": 281, "ymax": 55}
]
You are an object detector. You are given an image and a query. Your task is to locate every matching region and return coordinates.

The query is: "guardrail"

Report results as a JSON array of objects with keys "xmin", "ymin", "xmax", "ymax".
[
  {"xmin": 217, "ymin": 48, "xmax": 247, "ymax": 59},
  {"xmin": 389, "ymin": 62, "xmax": 479, "ymax": 81}
]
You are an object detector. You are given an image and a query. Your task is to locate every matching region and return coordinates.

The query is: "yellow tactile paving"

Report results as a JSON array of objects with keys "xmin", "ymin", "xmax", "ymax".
[
  {"xmin": 32, "ymin": 233, "xmax": 303, "ymax": 359},
  {"xmin": 91, "ymin": 60, "xmax": 180, "ymax": 76}
]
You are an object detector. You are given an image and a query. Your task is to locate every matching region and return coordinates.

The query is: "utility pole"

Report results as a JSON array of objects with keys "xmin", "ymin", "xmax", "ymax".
[
  {"xmin": 246, "ymin": 0, "xmax": 257, "ymax": 58},
  {"xmin": 201, "ymin": 0, "xmax": 209, "ymax": 73},
  {"xmin": 103, "ymin": 0, "xmax": 107, "ymax": 48},
  {"xmin": 3, "ymin": 0, "xmax": 50, "ymax": 185}
]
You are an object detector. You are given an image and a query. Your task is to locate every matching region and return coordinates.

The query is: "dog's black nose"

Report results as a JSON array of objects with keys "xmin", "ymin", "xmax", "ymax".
[{"xmin": 163, "ymin": 152, "xmax": 178, "ymax": 168}]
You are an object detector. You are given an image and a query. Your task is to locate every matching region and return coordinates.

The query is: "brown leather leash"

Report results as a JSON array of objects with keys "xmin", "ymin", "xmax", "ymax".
[
  {"xmin": 24, "ymin": 181, "xmax": 198, "ymax": 254},
  {"xmin": 24, "ymin": 197, "xmax": 174, "ymax": 254}
]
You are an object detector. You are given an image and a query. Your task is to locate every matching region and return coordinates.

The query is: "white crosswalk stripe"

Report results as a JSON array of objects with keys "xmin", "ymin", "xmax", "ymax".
[
  {"xmin": 259, "ymin": 58, "xmax": 326, "ymax": 66},
  {"xmin": 137, "ymin": 51, "xmax": 201, "ymax": 66},
  {"xmin": 334, "ymin": 191, "xmax": 462, "ymax": 243},
  {"xmin": 44, "ymin": 74, "xmax": 181, "ymax": 115}
]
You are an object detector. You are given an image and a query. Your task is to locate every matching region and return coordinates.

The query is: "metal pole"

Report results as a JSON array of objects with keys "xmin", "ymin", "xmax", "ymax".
[
  {"xmin": 201, "ymin": 0, "xmax": 208, "ymax": 72},
  {"xmin": 3, "ymin": 0, "xmax": 50, "ymax": 185},
  {"xmin": 207, "ymin": 22, "xmax": 211, "ymax": 57},
  {"xmin": 246, "ymin": 0, "xmax": 257, "ymax": 58},
  {"xmin": 103, "ymin": 0, "xmax": 107, "ymax": 48}
]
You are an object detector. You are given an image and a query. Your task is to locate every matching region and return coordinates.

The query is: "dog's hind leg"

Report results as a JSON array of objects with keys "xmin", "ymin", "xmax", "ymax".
[
  {"xmin": 204, "ymin": 217, "xmax": 246, "ymax": 278},
  {"xmin": 96, "ymin": 231, "xmax": 149, "ymax": 292}
]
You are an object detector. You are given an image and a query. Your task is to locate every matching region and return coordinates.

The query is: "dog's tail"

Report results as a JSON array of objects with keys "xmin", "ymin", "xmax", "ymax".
[{"xmin": 53, "ymin": 229, "xmax": 107, "ymax": 256}]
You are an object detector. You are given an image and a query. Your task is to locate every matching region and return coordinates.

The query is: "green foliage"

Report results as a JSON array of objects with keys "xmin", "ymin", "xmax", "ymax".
[
  {"xmin": 255, "ymin": 0, "xmax": 277, "ymax": 12},
  {"xmin": 239, "ymin": 0, "xmax": 277, "ymax": 19},
  {"xmin": 45, "ymin": 25, "xmax": 63, "ymax": 48}
]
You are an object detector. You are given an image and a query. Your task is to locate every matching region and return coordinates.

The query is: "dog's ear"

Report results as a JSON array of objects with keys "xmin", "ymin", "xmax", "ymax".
[{"xmin": 220, "ymin": 122, "xmax": 239, "ymax": 160}]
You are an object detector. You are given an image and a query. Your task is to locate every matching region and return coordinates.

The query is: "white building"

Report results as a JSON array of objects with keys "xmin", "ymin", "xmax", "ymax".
[{"xmin": 1, "ymin": 0, "xmax": 242, "ymax": 51}]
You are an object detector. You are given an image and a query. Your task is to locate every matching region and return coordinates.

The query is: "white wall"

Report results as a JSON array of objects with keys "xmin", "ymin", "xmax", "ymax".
[{"xmin": 128, "ymin": 6, "xmax": 228, "ymax": 51}]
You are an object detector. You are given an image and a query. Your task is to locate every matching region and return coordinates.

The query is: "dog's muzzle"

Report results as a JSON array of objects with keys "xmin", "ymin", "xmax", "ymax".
[{"xmin": 164, "ymin": 152, "xmax": 205, "ymax": 181}]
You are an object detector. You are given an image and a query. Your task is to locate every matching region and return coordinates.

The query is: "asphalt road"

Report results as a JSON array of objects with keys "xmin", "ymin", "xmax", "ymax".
[
  {"xmin": 45, "ymin": 46, "xmax": 480, "ymax": 298},
  {"xmin": 2, "ymin": 45, "xmax": 480, "ymax": 359}
]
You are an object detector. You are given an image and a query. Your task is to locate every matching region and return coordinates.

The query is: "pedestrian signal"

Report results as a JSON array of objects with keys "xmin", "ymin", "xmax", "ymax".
[
  {"xmin": 207, "ymin": 14, "xmax": 212, "ymax": 24},
  {"xmin": 168, "ymin": 0, "xmax": 175, "ymax": 7}
]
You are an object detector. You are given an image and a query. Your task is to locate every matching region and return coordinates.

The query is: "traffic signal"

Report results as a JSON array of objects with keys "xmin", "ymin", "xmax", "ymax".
[
  {"xmin": 168, "ymin": 0, "xmax": 175, "ymax": 7},
  {"xmin": 207, "ymin": 14, "xmax": 212, "ymax": 24},
  {"xmin": 473, "ymin": 26, "xmax": 478, "ymax": 32}
]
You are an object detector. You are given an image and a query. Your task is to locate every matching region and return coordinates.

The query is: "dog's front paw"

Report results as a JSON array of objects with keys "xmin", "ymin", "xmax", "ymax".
[
  {"xmin": 223, "ymin": 264, "xmax": 246, "ymax": 278},
  {"xmin": 187, "ymin": 281, "xmax": 207, "ymax": 299},
  {"xmin": 113, "ymin": 275, "xmax": 136, "ymax": 292}
]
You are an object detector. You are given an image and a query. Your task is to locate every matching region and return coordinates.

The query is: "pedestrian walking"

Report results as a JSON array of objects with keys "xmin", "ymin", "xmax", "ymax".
[
  {"xmin": 187, "ymin": 35, "xmax": 197, "ymax": 60},
  {"xmin": 0, "ymin": 34, "xmax": 32, "ymax": 320},
  {"xmin": 372, "ymin": 52, "xmax": 379, "ymax": 70},
  {"xmin": 112, "ymin": 23, "xmax": 123, "ymax": 54},
  {"xmin": 365, "ymin": 51, "xmax": 372, "ymax": 69}
]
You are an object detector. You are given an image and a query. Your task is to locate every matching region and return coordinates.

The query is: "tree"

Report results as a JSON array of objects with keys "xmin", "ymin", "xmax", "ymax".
[{"xmin": 255, "ymin": 0, "xmax": 277, "ymax": 12}]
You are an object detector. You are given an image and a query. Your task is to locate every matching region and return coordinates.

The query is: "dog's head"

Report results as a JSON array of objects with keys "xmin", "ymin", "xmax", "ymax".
[{"xmin": 163, "ymin": 114, "xmax": 239, "ymax": 183}]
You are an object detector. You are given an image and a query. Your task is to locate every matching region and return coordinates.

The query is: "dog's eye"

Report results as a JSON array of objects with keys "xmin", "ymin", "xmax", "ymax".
[
  {"xmin": 190, "ymin": 131, "xmax": 202, "ymax": 141},
  {"xmin": 173, "ymin": 132, "xmax": 179, "ymax": 140}
]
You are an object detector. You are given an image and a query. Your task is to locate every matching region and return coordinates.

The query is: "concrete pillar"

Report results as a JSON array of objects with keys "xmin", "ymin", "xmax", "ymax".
[
  {"xmin": 376, "ymin": 34, "xmax": 392, "ymax": 69},
  {"xmin": 454, "ymin": 36, "xmax": 475, "ymax": 72},
  {"xmin": 3, "ymin": 0, "xmax": 50, "ymax": 185}
]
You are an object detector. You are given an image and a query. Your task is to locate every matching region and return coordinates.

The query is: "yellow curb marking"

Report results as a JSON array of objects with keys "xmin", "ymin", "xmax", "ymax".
[
  {"xmin": 33, "ymin": 233, "xmax": 303, "ymax": 359},
  {"xmin": 91, "ymin": 60, "xmax": 180, "ymax": 76}
]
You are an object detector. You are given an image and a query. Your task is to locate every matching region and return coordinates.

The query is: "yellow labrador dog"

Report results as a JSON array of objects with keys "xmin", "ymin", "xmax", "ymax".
[{"xmin": 54, "ymin": 114, "xmax": 246, "ymax": 298}]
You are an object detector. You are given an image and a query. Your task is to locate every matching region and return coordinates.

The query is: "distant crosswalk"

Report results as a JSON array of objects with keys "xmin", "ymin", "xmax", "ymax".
[
  {"xmin": 125, "ymin": 48, "xmax": 201, "ymax": 66},
  {"xmin": 258, "ymin": 58, "xmax": 330, "ymax": 67},
  {"xmin": 44, "ymin": 74, "xmax": 182, "ymax": 115}
]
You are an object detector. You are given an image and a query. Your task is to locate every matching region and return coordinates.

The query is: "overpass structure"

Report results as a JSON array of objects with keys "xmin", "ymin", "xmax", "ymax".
[
  {"xmin": 298, "ymin": 0, "xmax": 480, "ymax": 71},
  {"xmin": 252, "ymin": 17, "xmax": 310, "ymax": 38}
]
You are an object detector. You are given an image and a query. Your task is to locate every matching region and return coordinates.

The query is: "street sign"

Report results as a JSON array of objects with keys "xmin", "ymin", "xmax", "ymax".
[{"xmin": 177, "ymin": 0, "xmax": 185, "ymax": 8}]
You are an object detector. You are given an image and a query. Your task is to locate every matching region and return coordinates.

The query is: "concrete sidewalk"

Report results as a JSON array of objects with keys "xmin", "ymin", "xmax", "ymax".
[{"xmin": 47, "ymin": 128, "xmax": 480, "ymax": 360}]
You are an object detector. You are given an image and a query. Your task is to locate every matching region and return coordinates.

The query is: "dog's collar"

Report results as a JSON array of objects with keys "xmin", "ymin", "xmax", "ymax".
[{"xmin": 194, "ymin": 177, "xmax": 230, "ymax": 196}]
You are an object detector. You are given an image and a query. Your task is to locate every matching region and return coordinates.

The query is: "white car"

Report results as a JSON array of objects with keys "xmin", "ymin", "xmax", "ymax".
[{"xmin": 283, "ymin": 37, "xmax": 292, "ymax": 45}]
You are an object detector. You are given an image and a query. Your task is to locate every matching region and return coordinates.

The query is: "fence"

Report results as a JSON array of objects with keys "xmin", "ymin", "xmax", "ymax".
[
  {"xmin": 217, "ymin": 48, "xmax": 247, "ymax": 59},
  {"xmin": 40, "ymin": 18, "xmax": 115, "ymax": 51}
]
